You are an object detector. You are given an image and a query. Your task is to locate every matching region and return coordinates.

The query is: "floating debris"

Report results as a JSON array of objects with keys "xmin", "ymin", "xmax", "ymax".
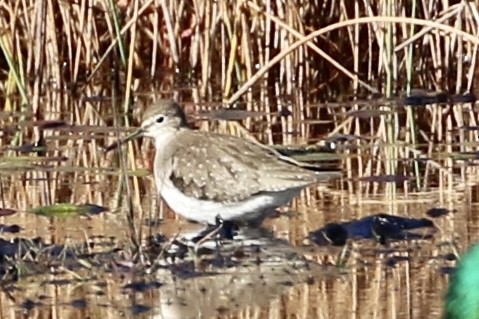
[
  {"xmin": 8, "ymin": 136, "xmax": 47, "ymax": 155},
  {"xmin": 358, "ymin": 174, "xmax": 410, "ymax": 184},
  {"xmin": 426, "ymin": 207, "xmax": 456, "ymax": 218},
  {"xmin": 0, "ymin": 224, "xmax": 21, "ymax": 233},
  {"xmin": 33, "ymin": 120, "xmax": 69, "ymax": 130},
  {"xmin": 347, "ymin": 109, "xmax": 394, "ymax": 118},
  {"xmin": 70, "ymin": 299, "xmax": 88, "ymax": 309},
  {"xmin": 28, "ymin": 203, "xmax": 108, "ymax": 218},
  {"xmin": 130, "ymin": 304, "xmax": 151, "ymax": 315},
  {"xmin": 309, "ymin": 213, "xmax": 436, "ymax": 246},
  {"xmin": 198, "ymin": 108, "xmax": 269, "ymax": 121},
  {"xmin": 0, "ymin": 208, "xmax": 16, "ymax": 217},
  {"xmin": 123, "ymin": 281, "xmax": 163, "ymax": 293}
]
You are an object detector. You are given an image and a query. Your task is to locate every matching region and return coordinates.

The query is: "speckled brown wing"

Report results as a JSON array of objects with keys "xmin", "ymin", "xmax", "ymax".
[{"xmin": 168, "ymin": 131, "xmax": 330, "ymax": 203}]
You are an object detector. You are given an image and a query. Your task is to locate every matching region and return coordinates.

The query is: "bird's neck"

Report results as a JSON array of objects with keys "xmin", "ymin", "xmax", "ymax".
[{"xmin": 153, "ymin": 128, "xmax": 179, "ymax": 151}]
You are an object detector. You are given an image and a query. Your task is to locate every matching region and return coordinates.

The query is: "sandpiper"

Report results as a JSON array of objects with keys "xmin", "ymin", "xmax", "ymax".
[{"xmin": 109, "ymin": 99, "xmax": 340, "ymax": 226}]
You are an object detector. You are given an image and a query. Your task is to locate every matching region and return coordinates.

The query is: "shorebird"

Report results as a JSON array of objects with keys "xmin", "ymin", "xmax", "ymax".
[{"xmin": 109, "ymin": 99, "xmax": 340, "ymax": 226}]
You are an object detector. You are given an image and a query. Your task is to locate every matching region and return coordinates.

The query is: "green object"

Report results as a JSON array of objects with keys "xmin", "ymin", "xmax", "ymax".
[
  {"xmin": 444, "ymin": 244, "xmax": 479, "ymax": 319},
  {"xmin": 28, "ymin": 203, "xmax": 107, "ymax": 217}
]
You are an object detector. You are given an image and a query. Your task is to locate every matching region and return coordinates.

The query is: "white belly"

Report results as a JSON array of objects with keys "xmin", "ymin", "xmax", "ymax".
[{"xmin": 160, "ymin": 181, "xmax": 302, "ymax": 225}]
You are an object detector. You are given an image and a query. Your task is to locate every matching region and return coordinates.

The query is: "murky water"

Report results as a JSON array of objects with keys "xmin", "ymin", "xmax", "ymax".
[
  {"xmin": 0, "ymin": 97, "xmax": 476, "ymax": 319},
  {"xmin": 0, "ymin": 168, "xmax": 473, "ymax": 319},
  {"xmin": 1, "ymin": 0, "xmax": 478, "ymax": 316}
]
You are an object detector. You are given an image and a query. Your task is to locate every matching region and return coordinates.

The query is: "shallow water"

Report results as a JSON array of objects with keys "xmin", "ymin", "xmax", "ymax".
[
  {"xmin": 0, "ymin": 178, "xmax": 473, "ymax": 319},
  {"xmin": 0, "ymin": 99, "xmax": 476, "ymax": 319}
]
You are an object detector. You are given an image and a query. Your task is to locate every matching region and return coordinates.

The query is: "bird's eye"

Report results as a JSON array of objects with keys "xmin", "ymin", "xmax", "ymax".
[{"xmin": 156, "ymin": 116, "xmax": 164, "ymax": 123}]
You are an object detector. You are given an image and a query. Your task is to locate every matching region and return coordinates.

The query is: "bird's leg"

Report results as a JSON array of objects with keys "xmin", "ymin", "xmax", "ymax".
[
  {"xmin": 193, "ymin": 216, "xmax": 225, "ymax": 254},
  {"xmin": 217, "ymin": 219, "xmax": 237, "ymax": 240}
]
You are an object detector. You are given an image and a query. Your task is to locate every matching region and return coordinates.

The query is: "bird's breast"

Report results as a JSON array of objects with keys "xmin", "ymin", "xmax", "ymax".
[{"xmin": 152, "ymin": 130, "xmax": 178, "ymax": 192}]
